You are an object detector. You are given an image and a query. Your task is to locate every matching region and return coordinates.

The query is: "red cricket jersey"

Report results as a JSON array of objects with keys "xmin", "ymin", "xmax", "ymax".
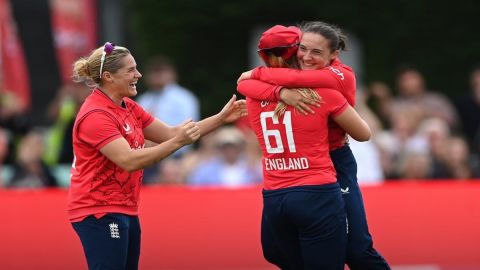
[
  {"xmin": 245, "ymin": 58, "xmax": 355, "ymax": 150},
  {"xmin": 67, "ymin": 89, "xmax": 154, "ymax": 221},
  {"xmin": 245, "ymin": 84, "xmax": 348, "ymax": 190}
]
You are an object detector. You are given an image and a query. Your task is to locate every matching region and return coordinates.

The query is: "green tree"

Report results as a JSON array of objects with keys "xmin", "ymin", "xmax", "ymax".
[{"xmin": 129, "ymin": 0, "xmax": 480, "ymax": 117}]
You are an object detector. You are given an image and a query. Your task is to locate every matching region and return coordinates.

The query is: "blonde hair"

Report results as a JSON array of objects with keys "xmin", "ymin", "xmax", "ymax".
[
  {"xmin": 262, "ymin": 54, "xmax": 321, "ymax": 118},
  {"xmin": 72, "ymin": 45, "xmax": 131, "ymax": 87}
]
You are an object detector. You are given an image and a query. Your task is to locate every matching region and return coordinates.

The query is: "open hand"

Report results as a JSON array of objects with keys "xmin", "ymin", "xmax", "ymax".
[
  {"xmin": 218, "ymin": 94, "xmax": 247, "ymax": 123},
  {"xmin": 280, "ymin": 88, "xmax": 322, "ymax": 115}
]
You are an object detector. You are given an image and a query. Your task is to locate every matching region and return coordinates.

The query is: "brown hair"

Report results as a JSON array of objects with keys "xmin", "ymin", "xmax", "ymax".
[
  {"xmin": 300, "ymin": 21, "xmax": 348, "ymax": 52},
  {"xmin": 72, "ymin": 45, "xmax": 131, "ymax": 87}
]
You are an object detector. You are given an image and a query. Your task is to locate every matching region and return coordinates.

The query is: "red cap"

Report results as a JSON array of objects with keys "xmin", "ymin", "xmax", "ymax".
[{"xmin": 258, "ymin": 25, "xmax": 301, "ymax": 50}]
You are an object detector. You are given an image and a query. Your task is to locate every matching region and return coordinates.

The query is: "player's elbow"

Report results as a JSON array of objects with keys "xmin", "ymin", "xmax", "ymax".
[
  {"xmin": 353, "ymin": 131, "xmax": 371, "ymax": 142},
  {"xmin": 236, "ymin": 82, "xmax": 248, "ymax": 96},
  {"xmin": 351, "ymin": 126, "xmax": 371, "ymax": 142},
  {"xmin": 122, "ymin": 164, "xmax": 141, "ymax": 173},
  {"xmin": 114, "ymin": 156, "xmax": 143, "ymax": 173}
]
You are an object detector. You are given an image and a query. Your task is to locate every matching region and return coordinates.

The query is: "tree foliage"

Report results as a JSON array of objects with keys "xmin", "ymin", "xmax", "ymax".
[{"xmin": 129, "ymin": 0, "xmax": 480, "ymax": 116}]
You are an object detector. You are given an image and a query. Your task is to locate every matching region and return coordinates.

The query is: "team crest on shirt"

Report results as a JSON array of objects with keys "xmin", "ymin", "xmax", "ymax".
[{"xmin": 261, "ymin": 101, "xmax": 270, "ymax": 107}]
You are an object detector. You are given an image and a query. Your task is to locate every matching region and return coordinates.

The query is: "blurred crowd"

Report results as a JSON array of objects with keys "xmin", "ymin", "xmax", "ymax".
[
  {"xmin": 1, "ymin": 59, "xmax": 480, "ymax": 188},
  {"xmin": 355, "ymin": 64, "xmax": 480, "ymax": 183}
]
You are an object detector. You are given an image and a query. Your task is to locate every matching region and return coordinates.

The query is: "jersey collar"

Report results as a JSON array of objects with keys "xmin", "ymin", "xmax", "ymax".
[{"xmin": 93, "ymin": 88, "xmax": 127, "ymax": 109}]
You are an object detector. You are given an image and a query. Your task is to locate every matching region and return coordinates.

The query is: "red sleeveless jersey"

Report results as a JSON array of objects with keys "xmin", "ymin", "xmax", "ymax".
[{"xmin": 67, "ymin": 89, "xmax": 154, "ymax": 221}]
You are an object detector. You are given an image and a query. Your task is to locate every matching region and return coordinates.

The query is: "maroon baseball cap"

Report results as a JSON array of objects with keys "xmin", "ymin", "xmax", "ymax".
[{"xmin": 258, "ymin": 25, "xmax": 301, "ymax": 50}]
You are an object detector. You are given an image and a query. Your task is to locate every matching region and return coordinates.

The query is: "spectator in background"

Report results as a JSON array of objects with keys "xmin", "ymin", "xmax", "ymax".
[
  {"xmin": 8, "ymin": 130, "xmax": 57, "ymax": 188},
  {"xmin": 144, "ymin": 132, "xmax": 218, "ymax": 185},
  {"xmin": 187, "ymin": 126, "xmax": 262, "ymax": 187},
  {"xmin": 350, "ymin": 88, "xmax": 385, "ymax": 184},
  {"xmin": 136, "ymin": 56, "xmax": 200, "ymax": 183},
  {"xmin": 136, "ymin": 56, "xmax": 200, "ymax": 150},
  {"xmin": 375, "ymin": 104, "xmax": 428, "ymax": 179},
  {"xmin": 366, "ymin": 81, "xmax": 394, "ymax": 128},
  {"xmin": 149, "ymin": 126, "xmax": 260, "ymax": 187},
  {"xmin": 179, "ymin": 131, "xmax": 218, "ymax": 184},
  {"xmin": 397, "ymin": 150, "xmax": 432, "ymax": 179},
  {"xmin": 233, "ymin": 116, "xmax": 265, "ymax": 179},
  {"xmin": 368, "ymin": 66, "xmax": 459, "ymax": 128},
  {"xmin": 417, "ymin": 117, "xmax": 452, "ymax": 179},
  {"xmin": 443, "ymin": 136, "xmax": 480, "ymax": 179},
  {"xmin": 0, "ymin": 90, "xmax": 31, "ymax": 164},
  {"xmin": 44, "ymin": 83, "xmax": 91, "ymax": 165},
  {"xmin": 455, "ymin": 65, "xmax": 480, "ymax": 148},
  {"xmin": 396, "ymin": 66, "xmax": 458, "ymax": 127}
]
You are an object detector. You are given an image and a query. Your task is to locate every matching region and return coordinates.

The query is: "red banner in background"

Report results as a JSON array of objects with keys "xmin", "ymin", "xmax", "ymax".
[
  {"xmin": 0, "ymin": 0, "xmax": 31, "ymax": 111},
  {"xmin": 49, "ymin": 0, "xmax": 97, "ymax": 83}
]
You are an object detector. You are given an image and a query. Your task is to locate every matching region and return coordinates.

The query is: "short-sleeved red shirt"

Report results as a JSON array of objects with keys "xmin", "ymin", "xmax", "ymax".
[
  {"xmin": 67, "ymin": 89, "xmax": 154, "ymax": 221},
  {"xmin": 245, "ymin": 82, "xmax": 348, "ymax": 190},
  {"xmin": 243, "ymin": 58, "xmax": 355, "ymax": 150}
]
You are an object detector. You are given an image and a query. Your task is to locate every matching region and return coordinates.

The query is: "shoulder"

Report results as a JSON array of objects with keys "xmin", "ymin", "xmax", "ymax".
[
  {"xmin": 329, "ymin": 61, "xmax": 355, "ymax": 82},
  {"xmin": 73, "ymin": 109, "xmax": 120, "ymax": 141},
  {"xmin": 77, "ymin": 109, "xmax": 118, "ymax": 126},
  {"xmin": 77, "ymin": 96, "xmax": 112, "ymax": 120},
  {"xmin": 421, "ymin": 91, "xmax": 454, "ymax": 107}
]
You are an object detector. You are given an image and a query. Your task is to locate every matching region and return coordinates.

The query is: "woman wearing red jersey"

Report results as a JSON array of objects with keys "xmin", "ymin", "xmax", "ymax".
[
  {"xmin": 238, "ymin": 21, "xmax": 390, "ymax": 270},
  {"xmin": 68, "ymin": 43, "xmax": 246, "ymax": 270},
  {"xmin": 238, "ymin": 25, "xmax": 371, "ymax": 269}
]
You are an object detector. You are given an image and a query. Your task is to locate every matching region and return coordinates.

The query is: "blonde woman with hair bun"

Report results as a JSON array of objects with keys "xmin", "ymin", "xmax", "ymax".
[{"xmin": 68, "ymin": 42, "xmax": 247, "ymax": 270}]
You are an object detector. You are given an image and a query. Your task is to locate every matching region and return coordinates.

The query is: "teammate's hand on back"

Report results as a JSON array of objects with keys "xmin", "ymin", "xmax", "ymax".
[{"xmin": 280, "ymin": 88, "xmax": 321, "ymax": 115}]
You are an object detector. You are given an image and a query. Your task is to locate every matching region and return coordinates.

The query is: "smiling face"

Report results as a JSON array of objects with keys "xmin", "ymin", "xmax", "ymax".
[
  {"xmin": 107, "ymin": 54, "xmax": 142, "ymax": 101},
  {"xmin": 297, "ymin": 32, "xmax": 339, "ymax": 70}
]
